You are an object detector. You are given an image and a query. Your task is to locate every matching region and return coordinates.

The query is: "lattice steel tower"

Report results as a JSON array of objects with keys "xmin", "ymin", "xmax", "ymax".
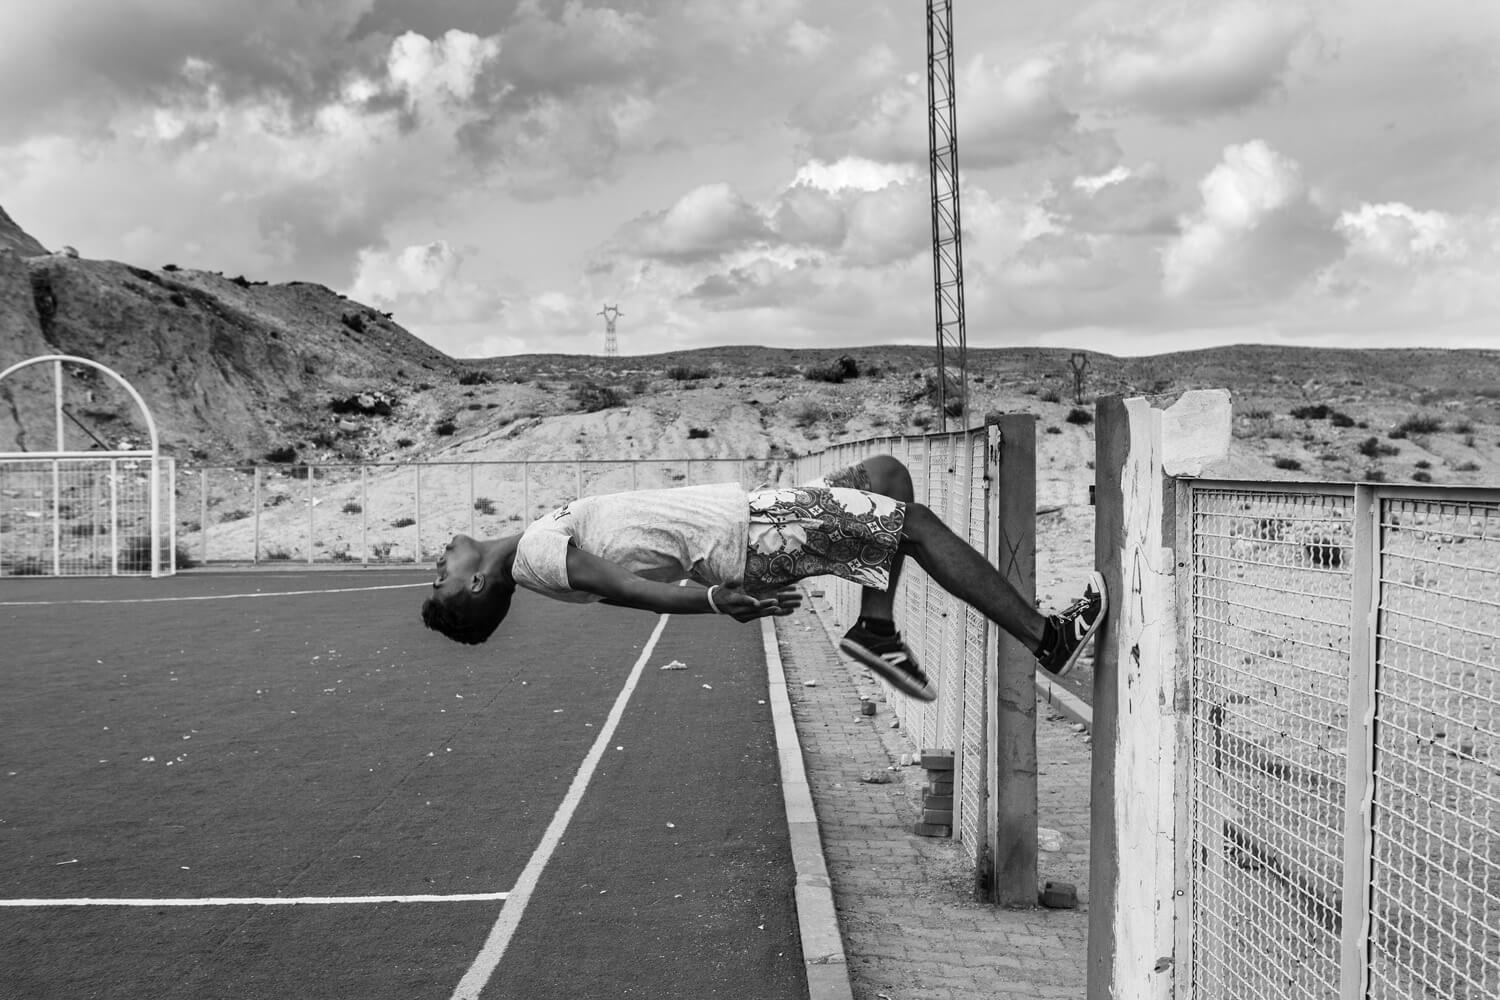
[
  {"xmin": 927, "ymin": 0, "xmax": 967, "ymax": 430},
  {"xmin": 597, "ymin": 304, "xmax": 623, "ymax": 358}
]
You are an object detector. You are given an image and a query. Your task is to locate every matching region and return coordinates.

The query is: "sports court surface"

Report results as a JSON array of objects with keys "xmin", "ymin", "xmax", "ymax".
[{"xmin": 1, "ymin": 571, "xmax": 809, "ymax": 999}]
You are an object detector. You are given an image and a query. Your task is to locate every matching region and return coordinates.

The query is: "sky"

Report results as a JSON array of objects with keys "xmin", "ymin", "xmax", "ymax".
[{"xmin": 2, "ymin": 0, "xmax": 1498, "ymax": 359}]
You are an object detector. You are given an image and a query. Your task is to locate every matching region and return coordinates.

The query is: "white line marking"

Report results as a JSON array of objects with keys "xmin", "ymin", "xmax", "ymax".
[
  {"xmin": 0, "ymin": 582, "xmax": 429, "ymax": 606},
  {"xmin": 0, "ymin": 892, "xmax": 508, "ymax": 907},
  {"xmin": 449, "ymin": 611, "xmax": 671, "ymax": 1000}
]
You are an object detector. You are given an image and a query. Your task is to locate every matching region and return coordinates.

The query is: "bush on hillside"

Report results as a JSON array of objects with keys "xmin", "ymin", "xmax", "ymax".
[{"xmin": 572, "ymin": 382, "xmax": 627, "ymax": 412}]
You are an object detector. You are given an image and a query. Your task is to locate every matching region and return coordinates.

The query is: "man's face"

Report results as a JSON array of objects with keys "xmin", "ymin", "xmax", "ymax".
[{"xmin": 433, "ymin": 534, "xmax": 483, "ymax": 599}]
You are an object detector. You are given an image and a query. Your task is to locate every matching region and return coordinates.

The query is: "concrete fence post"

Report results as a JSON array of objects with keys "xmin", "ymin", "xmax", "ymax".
[{"xmin": 1088, "ymin": 390, "xmax": 1230, "ymax": 1000}]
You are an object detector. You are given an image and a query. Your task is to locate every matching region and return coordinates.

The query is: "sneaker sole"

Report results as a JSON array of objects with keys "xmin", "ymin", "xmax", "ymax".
[
  {"xmin": 839, "ymin": 638, "xmax": 938, "ymax": 702},
  {"xmin": 1048, "ymin": 570, "xmax": 1108, "ymax": 678}
]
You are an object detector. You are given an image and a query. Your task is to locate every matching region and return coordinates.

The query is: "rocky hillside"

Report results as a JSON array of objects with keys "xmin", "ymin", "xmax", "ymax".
[{"xmin": 2, "ymin": 204, "xmax": 1498, "ymax": 501}]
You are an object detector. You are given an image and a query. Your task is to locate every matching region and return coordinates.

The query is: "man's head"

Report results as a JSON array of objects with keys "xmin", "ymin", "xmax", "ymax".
[{"xmin": 421, "ymin": 534, "xmax": 515, "ymax": 644}]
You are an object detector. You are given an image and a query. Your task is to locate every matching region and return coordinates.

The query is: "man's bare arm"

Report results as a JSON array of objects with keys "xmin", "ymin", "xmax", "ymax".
[{"xmin": 563, "ymin": 545, "xmax": 800, "ymax": 621}]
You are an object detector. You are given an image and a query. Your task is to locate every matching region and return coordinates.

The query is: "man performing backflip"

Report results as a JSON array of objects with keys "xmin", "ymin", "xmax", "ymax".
[{"xmin": 421, "ymin": 455, "xmax": 1106, "ymax": 702}]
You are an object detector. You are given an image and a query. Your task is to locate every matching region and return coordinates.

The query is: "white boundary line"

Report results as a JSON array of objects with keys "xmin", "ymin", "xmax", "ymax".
[
  {"xmin": 0, "ymin": 582, "xmax": 429, "ymax": 606},
  {"xmin": 0, "ymin": 893, "xmax": 509, "ymax": 907},
  {"xmin": 448, "ymin": 610, "xmax": 671, "ymax": 1000}
]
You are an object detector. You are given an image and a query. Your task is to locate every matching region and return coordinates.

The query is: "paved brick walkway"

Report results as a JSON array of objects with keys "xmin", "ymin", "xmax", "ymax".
[{"xmin": 774, "ymin": 600, "xmax": 1092, "ymax": 1000}]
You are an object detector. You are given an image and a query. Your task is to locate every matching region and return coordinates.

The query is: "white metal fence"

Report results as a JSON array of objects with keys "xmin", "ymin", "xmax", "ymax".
[
  {"xmin": 0, "ymin": 354, "xmax": 174, "ymax": 578},
  {"xmin": 176, "ymin": 459, "xmax": 793, "ymax": 565},
  {"xmin": 1182, "ymin": 481, "xmax": 1499, "ymax": 1000},
  {"xmin": 0, "ymin": 457, "xmax": 176, "ymax": 577}
]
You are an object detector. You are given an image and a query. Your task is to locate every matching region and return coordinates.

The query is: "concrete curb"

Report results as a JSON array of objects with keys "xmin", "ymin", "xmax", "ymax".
[
  {"xmin": 1034, "ymin": 671, "xmax": 1093, "ymax": 731},
  {"xmin": 760, "ymin": 616, "xmax": 855, "ymax": 1000}
]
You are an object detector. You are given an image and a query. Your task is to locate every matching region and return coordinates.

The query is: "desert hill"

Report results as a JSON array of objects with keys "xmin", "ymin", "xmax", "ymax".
[
  {"xmin": 2, "ymin": 203, "xmax": 1498, "ymax": 504},
  {"xmin": 0, "ymin": 205, "xmax": 48, "ymax": 257}
]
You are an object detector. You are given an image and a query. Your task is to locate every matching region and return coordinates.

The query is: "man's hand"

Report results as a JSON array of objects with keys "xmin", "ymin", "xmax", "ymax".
[{"xmin": 714, "ymin": 586, "xmax": 802, "ymax": 622}]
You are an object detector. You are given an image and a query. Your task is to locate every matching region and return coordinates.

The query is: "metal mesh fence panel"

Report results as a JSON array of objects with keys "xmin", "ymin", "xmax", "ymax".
[
  {"xmin": 413, "ymin": 464, "xmax": 473, "ymax": 564},
  {"xmin": 1181, "ymin": 482, "xmax": 1500, "ymax": 1000},
  {"xmin": 1, "ymin": 458, "xmax": 170, "ymax": 576},
  {"xmin": 1, "ymin": 356, "xmax": 176, "ymax": 577},
  {"xmin": 1367, "ymin": 497, "xmax": 1499, "ymax": 1000},
  {"xmin": 1187, "ymin": 485, "xmax": 1354, "ymax": 1000},
  {"xmin": 926, "ymin": 434, "xmax": 959, "ymax": 760},
  {"xmin": 311, "ymin": 465, "xmax": 368, "ymax": 564},
  {"xmin": 254, "ymin": 466, "xmax": 310, "ymax": 564},
  {"xmin": 960, "ymin": 433, "xmax": 990, "ymax": 856},
  {"xmin": 179, "ymin": 466, "xmax": 257, "ymax": 563}
]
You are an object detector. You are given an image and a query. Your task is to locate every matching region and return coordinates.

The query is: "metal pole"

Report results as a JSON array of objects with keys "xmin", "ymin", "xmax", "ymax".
[
  {"xmin": 167, "ymin": 458, "xmax": 176, "ymax": 574},
  {"xmin": 253, "ymin": 466, "xmax": 261, "ymax": 564},
  {"xmin": 110, "ymin": 459, "xmax": 119, "ymax": 576},
  {"xmin": 361, "ymin": 466, "xmax": 369, "ymax": 565},
  {"xmin": 53, "ymin": 360, "xmax": 65, "ymax": 451},
  {"xmin": 307, "ymin": 465, "xmax": 315, "ymax": 565},
  {"xmin": 200, "ymin": 467, "xmax": 209, "ymax": 565},
  {"xmin": 469, "ymin": 463, "xmax": 476, "ymax": 537},
  {"xmin": 414, "ymin": 464, "xmax": 422, "ymax": 563},
  {"xmin": 149, "ymin": 457, "xmax": 160, "ymax": 577},
  {"xmin": 1339, "ymin": 485, "xmax": 1380, "ymax": 999},
  {"xmin": 523, "ymin": 461, "xmax": 530, "ymax": 522},
  {"xmin": 51, "ymin": 458, "xmax": 61, "ymax": 576}
]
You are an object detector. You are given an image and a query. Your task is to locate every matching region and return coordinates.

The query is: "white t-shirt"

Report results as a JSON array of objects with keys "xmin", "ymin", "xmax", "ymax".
[{"xmin": 510, "ymin": 482, "xmax": 749, "ymax": 603}]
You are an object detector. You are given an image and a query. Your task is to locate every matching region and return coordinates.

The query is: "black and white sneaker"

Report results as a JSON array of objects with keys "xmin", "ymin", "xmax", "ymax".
[
  {"xmin": 1036, "ymin": 571, "xmax": 1109, "ymax": 677},
  {"xmin": 839, "ymin": 624, "xmax": 937, "ymax": 702}
]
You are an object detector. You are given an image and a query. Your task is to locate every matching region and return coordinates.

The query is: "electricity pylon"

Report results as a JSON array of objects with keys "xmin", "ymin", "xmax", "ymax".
[
  {"xmin": 598, "ymin": 304, "xmax": 623, "ymax": 357},
  {"xmin": 927, "ymin": 0, "xmax": 967, "ymax": 430}
]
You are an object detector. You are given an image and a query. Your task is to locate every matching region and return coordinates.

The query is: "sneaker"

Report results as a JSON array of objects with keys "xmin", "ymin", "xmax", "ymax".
[
  {"xmin": 839, "ymin": 624, "xmax": 937, "ymax": 702},
  {"xmin": 1036, "ymin": 571, "xmax": 1109, "ymax": 677}
]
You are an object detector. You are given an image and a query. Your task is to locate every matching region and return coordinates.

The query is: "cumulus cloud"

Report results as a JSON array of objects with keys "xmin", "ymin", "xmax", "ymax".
[
  {"xmin": 1162, "ymin": 140, "xmax": 1342, "ymax": 300},
  {"xmin": 1312, "ymin": 202, "xmax": 1500, "ymax": 327},
  {"xmin": 793, "ymin": 157, "xmax": 918, "ymax": 193},
  {"xmin": 1075, "ymin": 0, "xmax": 1315, "ymax": 117},
  {"xmin": 495, "ymin": 1, "xmax": 656, "ymax": 98},
  {"xmin": 769, "ymin": 186, "xmax": 849, "ymax": 250},
  {"xmin": 1048, "ymin": 163, "xmax": 1180, "ymax": 237},
  {"xmin": 349, "ymin": 240, "xmax": 507, "ymax": 325},
  {"xmin": 799, "ymin": 53, "xmax": 1110, "ymax": 170},
  {"xmin": 386, "ymin": 29, "xmax": 500, "ymax": 107},
  {"xmin": 0, "ymin": 0, "xmax": 378, "ymax": 136},
  {"xmin": 786, "ymin": 20, "xmax": 834, "ymax": 60},
  {"xmin": 616, "ymin": 183, "xmax": 772, "ymax": 261}
]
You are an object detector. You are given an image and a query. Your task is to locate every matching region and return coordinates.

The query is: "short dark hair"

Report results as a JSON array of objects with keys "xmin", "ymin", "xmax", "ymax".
[{"xmin": 421, "ymin": 587, "xmax": 511, "ymax": 645}]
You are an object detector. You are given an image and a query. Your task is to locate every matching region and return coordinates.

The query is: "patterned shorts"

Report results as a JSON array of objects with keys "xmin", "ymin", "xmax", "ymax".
[{"xmin": 742, "ymin": 463, "xmax": 905, "ymax": 593}]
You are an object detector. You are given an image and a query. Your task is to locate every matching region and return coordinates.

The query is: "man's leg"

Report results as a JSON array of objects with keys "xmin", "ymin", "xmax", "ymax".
[
  {"xmin": 834, "ymin": 455, "xmax": 1105, "ymax": 700},
  {"xmin": 852, "ymin": 454, "xmax": 911, "ymax": 622},
  {"xmin": 897, "ymin": 501, "xmax": 1046, "ymax": 650}
]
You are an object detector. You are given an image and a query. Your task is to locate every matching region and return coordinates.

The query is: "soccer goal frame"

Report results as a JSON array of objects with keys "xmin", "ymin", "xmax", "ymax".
[{"xmin": 0, "ymin": 354, "xmax": 175, "ymax": 578}]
